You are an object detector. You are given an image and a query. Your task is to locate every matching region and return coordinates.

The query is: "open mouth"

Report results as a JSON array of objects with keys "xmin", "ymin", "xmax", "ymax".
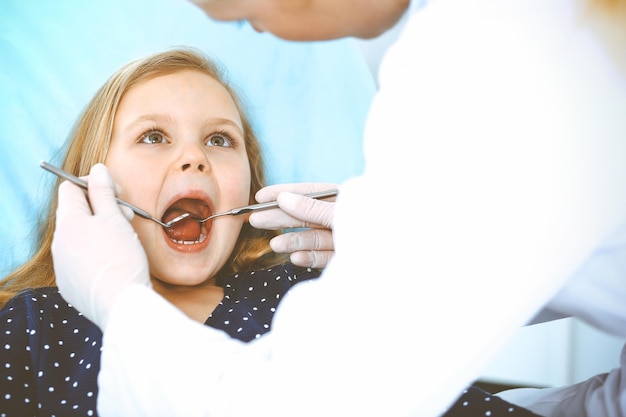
[{"xmin": 162, "ymin": 198, "xmax": 210, "ymax": 245}]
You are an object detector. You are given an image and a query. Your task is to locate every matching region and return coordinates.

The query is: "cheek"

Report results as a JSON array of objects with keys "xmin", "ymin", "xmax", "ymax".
[
  {"xmin": 132, "ymin": 220, "xmax": 152, "ymax": 248},
  {"xmin": 105, "ymin": 156, "xmax": 160, "ymax": 206},
  {"xmin": 112, "ymin": 173, "xmax": 156, "ymax": 209},
  {"xmin": 105, "ymin": 153, "xmax": 133, "ymax": 194},
  {"xmin": 221, "ymin": 162, "xmax": 252, "ymax": 203}
]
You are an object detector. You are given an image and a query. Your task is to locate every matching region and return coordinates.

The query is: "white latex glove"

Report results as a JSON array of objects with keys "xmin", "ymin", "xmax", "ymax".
[
  {"xmin": 52, "ymin": 163, "xmax": 150, "ymax": 329},
  {"xmin": 249, "ymin": 183, "xmax": 336, "ymax": 269}
]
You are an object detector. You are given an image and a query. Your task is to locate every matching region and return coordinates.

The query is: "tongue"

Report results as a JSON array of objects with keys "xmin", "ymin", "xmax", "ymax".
[{"xmin": 165, "ymin": 217, "xmax": 202, "ymax": 242}]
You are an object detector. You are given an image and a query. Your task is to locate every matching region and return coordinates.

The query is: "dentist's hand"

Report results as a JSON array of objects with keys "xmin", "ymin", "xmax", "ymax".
[
  {"xmin": 52, "ymin": 163, "xmax": 150, "ymax": 329},
  {"xmin": 249, "ymin": 183, "xmax": 337, "ymax": 269}
]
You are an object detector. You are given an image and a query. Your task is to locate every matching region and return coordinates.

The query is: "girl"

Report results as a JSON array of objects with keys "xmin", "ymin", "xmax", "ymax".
[{"xmin": 0, "ymin": 48, "xmax": 321, "ymax": 416}]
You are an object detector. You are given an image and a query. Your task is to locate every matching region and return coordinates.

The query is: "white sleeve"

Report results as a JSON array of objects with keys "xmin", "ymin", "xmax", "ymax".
[
  {"xmin": 97, "ymin": 285, "xmax": 276, "ymax": 417},
  {"xmin": 497, "ymin": 344, "xmax": 626, "ymax": 417}
]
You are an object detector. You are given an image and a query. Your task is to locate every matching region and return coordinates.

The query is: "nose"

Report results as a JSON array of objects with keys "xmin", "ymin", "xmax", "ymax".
[{"xmin": 178, "ymin": 142, "xmax": 209, "ymax": 173}]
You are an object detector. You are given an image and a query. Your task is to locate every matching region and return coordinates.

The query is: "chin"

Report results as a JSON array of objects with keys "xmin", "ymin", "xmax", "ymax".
[{"xmin": 151, "ymin": 268, "xmax": 218, "ymax": 288}]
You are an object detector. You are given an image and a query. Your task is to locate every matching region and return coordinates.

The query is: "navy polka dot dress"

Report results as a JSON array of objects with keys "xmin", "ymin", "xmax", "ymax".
[
  {"xmin": 444, "ymin": 386, "xmax": 543, "ymax": 416},
  {"xmin": 0, "ymin": 263, "xmax": 320, "ymax": 416}
]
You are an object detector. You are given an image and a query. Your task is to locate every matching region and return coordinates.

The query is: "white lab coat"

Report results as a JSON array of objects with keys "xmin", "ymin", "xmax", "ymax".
[{"xmin": 97, "ymin": 0, "xmax": 626, "ymax": 416}]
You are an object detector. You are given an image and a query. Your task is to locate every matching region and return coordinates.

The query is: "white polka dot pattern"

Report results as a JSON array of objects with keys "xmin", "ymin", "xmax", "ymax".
[{"xmin": 0, "ymin": 289, "xmax": 101, "ymax": 416}]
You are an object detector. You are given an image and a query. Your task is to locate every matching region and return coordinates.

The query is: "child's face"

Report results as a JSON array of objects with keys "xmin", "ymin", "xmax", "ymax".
[{"xmin": 105, "ymin": 70, "xmax": 251, "ymax": 288}]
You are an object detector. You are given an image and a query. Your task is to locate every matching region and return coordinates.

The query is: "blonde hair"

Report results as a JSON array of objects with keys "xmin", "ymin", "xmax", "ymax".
[{"xmin": 0, "ymin": 48, "xmax": 285, "ymax": 306}]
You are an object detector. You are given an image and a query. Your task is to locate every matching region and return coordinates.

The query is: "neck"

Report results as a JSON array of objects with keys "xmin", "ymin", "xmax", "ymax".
[{"xmin": 151, "ymin": 277, "xmax": 224, "ymax": 323}]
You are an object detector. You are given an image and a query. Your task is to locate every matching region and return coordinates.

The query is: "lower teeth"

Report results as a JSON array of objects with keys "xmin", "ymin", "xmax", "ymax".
[{"xmin": 171, "ymin": 233, "xmax": 207, "ymax": 245}]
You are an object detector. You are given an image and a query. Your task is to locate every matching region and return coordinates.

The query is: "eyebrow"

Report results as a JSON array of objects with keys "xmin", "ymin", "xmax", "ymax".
[
  {"xmin": 125, "ymin": 114, "xmax": 244, "ymax": 135},
  {"xmin": 127, "ymin": 113, "xmax": 175, "ymax": 127},
  {"xmin": 208, "ymin": 117, "xmax": 244, "ymax": 136}
]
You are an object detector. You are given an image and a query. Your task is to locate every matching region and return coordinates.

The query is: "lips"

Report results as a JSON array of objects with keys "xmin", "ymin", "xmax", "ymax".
[{"xmin": 162, "ymin": 198, "xmax": 210, "ymax": 244}]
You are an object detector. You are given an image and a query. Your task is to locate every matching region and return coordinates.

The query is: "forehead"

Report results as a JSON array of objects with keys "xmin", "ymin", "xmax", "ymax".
[{"xmin": 117, "ymin": 69, "xmax": 243, "ymax": 126}]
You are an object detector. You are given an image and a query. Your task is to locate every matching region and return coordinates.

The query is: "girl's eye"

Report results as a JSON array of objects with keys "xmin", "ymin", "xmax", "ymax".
[
  {"xmin": 139, "ymin": 131, "xmax": 168, "ymax": 144},
  {"xmin": 206, "ymin": 133, "xmax": 233, "ymax": 148}
]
